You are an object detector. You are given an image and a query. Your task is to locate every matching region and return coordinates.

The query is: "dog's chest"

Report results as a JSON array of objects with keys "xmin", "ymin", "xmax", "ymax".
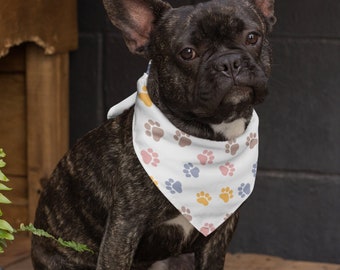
[
  {"xmin": 164, "ymin": 215, "xmax": 194, "ymax": 239},
  {"xmin": 210, "ymin": 118, "xmax": 246, "ymax": 140}
]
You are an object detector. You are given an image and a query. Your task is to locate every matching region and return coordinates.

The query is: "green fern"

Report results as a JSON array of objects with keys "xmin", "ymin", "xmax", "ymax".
[
  {"xmin": 0, "ymin": 148, "xmax": 93, "ymax": 254},
  {"xmin": 0, "ymin": 148, "xmax": 14, "ymax": 253},
  {"xmin": 19, "ymin": 224, "xmax": 93, "ymax": 253}
]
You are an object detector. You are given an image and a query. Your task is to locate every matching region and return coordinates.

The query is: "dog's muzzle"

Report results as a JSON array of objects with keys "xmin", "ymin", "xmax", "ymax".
[{"xmin": 212, "ymin": 52, "xmax": 251, "ymax": 81}]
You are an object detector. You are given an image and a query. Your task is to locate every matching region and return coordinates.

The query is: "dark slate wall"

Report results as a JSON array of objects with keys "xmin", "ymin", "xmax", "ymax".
[
  {"xmin": 69, "ymin": 0, "xmax": 340, "ymax": 264},
  {"xmin": 233, "ymin": 0, "xmax": 340, "ymax": 263}
]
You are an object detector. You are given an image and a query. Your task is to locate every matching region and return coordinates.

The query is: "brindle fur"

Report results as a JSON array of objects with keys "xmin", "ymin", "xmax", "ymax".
[{"xmin": 32, "ymin": 0, "xmax": 275, "ymax": 269}]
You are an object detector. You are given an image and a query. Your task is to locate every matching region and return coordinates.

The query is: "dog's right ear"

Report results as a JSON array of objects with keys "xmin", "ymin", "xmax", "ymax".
[{"xmin": 103, "ymin": 0, "xmax": 171, "ymax": 56}]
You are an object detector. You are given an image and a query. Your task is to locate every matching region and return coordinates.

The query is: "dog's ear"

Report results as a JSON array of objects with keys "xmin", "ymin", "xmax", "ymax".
[
  {"xmin": 103, "ymin": 0, "xmax": 171, "ymax": 56},
  {"xmin": 252, "ymin": 0, "xmax": 276, "ymax": 31}
]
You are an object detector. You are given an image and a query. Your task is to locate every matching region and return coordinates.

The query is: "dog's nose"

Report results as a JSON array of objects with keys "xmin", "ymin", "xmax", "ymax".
[{"xmin": 213, "ymin": 54, "xmax": 245, "ymax": 78}]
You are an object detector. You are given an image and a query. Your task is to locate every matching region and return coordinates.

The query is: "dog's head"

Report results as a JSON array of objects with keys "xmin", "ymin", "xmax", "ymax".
[{"xmin": 103, "ymin": 0, "xmax": 276, "ymax": 127}]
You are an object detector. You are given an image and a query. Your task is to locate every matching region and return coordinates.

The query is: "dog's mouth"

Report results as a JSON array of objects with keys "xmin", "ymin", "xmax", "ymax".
[
  {"xmin": 191, "ymin": 84, "xmax": 266, "ymax": 124},
  {"xmin": 223, "ymin": 85, "xmax": 254, "ymax": 104}
]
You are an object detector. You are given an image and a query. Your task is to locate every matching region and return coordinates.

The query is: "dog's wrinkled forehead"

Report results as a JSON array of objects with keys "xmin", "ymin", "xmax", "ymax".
[{"xmin": 158, "ymin": 1, "xmax": 264, "ymax": 46}]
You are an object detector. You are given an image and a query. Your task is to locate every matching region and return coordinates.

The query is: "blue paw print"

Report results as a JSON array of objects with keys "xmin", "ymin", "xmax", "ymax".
[
  {"xmin": 165, "ymin": 179, "xmax": 183, "ymax": 194},
  {"xmin": 238, "ymin": 183, "xmax": 251, "ymax": 198},
  {"xmin": 252, "ymin": 163, "xmax": 257, "ymax": 177},
  {"xmin": 183, "ymin": 163, "xmax": 200, "ymax": 178}
]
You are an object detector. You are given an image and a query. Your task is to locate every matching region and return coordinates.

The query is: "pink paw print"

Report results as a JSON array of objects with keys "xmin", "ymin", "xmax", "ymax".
[
  {"xmin": 224, "ymin": 213, "xmax": 232, "ymax": 220},
  {"xmin": 219, "ymin": 162, "xmax": 235, "ymax": 176},
  {"xmin": 180, "ymin": 206, "xmax": 192, "ymax": 221},
  {"xmin": 200, "ymin": 223, "xmax": 216, "ymax": 236},
  {"xmin": 197, "ymin": 150, "xmax": 214, "ymax": 165},
  {"xmin": 141, "ymin": 148, "xmax": 160, "ymax": 167}
]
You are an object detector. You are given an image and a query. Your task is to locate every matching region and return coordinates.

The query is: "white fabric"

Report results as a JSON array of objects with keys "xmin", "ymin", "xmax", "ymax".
[{"xmin": 108, "ymin": 73, "xmax": 259, "ymax": 236}]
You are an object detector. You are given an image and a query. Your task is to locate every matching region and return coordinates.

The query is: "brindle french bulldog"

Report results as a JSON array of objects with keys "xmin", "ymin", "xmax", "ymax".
[{"xmin": 32, "ymin": 0, "xmax": 276, "ymax": 269}]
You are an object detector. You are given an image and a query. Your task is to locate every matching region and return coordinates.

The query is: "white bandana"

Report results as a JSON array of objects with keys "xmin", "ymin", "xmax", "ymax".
[{"xmin": 108, "ymin": 73, "xmax": 259, "ymax": 236}]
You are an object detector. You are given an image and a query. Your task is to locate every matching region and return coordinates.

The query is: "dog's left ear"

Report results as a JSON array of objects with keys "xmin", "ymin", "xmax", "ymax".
[
  {"xmin": 252, "ymin": 0, "xmax": 277, "ymax": 31},
  {"xmin": 103, "ymin": 0, "xmax": 171, "ymax": 56}
]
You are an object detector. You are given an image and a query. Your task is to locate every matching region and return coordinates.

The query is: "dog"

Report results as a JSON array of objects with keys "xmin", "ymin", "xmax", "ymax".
[{"xmin": 31, "ymin": 0, "xmax": 276, "ymax": 269}]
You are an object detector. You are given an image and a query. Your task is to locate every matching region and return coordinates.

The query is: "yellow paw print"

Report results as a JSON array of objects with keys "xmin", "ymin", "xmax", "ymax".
[
  {"xmin": 219, "ymin": 187, "xmax": 234, "ymax": 203},
  {"xmin": 138, "ymin": 85, "xmax": 153, "ymax": 107},
  {"xmin": 150, "ymin": 176, "xmax": 158, "ymax": 187},
  {"xmin": 196, "ymin": 191, "xmax": 212, "ymax": 206}
]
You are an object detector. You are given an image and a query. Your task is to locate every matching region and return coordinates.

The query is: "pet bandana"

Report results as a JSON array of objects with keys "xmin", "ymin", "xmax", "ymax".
[{"xmin": 108, "ymin": 72, "xmax": 259, "ymax": 236}]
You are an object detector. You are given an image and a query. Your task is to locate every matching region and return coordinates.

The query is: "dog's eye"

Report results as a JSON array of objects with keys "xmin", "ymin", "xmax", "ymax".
[
  {"xmin": 179, "ymin": 48, "xmax": 197, "ymax": 60},
  {"xmin": 246, "ymin": 32, "xmax": 260, "ymax": 46}
]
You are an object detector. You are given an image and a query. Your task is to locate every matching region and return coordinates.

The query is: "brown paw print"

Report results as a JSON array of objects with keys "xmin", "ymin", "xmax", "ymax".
[
  {"xmin": 246, "ymin": 132, "xmax": 258, "ymax": 149},
  {"xmin": 174, "ymin": 130, "xmax": 192, "ymax": 147},
  {"xmin": 144, "ymin": 120, "xmax": 164, "ymax": 142},
  {"xmin": 225, "ymin": 139, "xmax": 239, "ymax": 155}
]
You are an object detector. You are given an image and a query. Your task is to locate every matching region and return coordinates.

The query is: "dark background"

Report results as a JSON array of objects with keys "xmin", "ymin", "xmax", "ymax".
[{"xmin": 69, "ymin": 0, "xmax": 340, "ymax": 264}]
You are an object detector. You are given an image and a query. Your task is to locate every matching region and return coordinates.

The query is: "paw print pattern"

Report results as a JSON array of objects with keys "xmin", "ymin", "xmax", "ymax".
[
  {"xmin": 238, "ymin": 183, "xmax": 251, "ymax": 198},
  {"xmin": 219, "ymin": 187, "xmax": 234, "ymax": 203},
  {"xmin": 246, "ymin": 132, "xmax": 258, "ymax": 149},
  {"xmin": 141, "ymin": 148, "xmax": 160, "ymax": 167},
  {"xmin": 219, "ymin": 162, "xmax": 235, "ymax": 176},
  {"xmin": 144, "ymin": 120, "xmax": 164, "ymax": 142},
  {"xmin": 138, "ymin": 85, "xmax": 153, "ymax": 107},
  {"xmin": 150, "ymin": 176, "xmax": 158, "ymax": 187},
  {"xmin": 165, "ymin": 179, "xmax": 183, "ymax": 194},
  {"xmin": 200, "ymin": 223, "xmax": 216, "ymax": 236},
  {"xmin": 197, "ymin": 150, "xmax": 214, "ymax": 165},
  {"xmin": 224, "ymin": 213, "xmax": 232, "ymax": 220},
  {"xmin": 174, "ymin": 130, "xmax": 192, "ymax": 147},
  {"xmin": 180, "ymin": 206, "xmax": 192, "ymax": 221},
  {"xmin": 183, "ymin": 163, "xmax": 200, "ymax": 178},
  {"xmin": 225, "ymin": 139, "xmax": 239, "ymax": 155},
  {"xmin": 196, "ymin": 191, "xmax": 212, "ymax": 206},
  {"xmin": 252, "ymin": 163, "xmax": 257, "ymax": 177}
]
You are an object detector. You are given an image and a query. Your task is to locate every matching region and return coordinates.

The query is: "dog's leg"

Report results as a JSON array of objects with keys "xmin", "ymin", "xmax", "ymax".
[
  {"xmin": 194, "ymin": 213, "xmax": 239, "ymax": 270},
  {"xmin": 148, "ymin": 254, "xmax": 195, "ymax": 270},
  {"xmin": 96, "ymin": 210, "xmax": 146, "ymax": 269}
]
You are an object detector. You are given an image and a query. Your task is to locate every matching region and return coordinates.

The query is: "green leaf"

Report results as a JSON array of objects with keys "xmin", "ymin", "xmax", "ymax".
[
  {"xmin": 0, "ymin": 193, "xmax": 11, "ymax": 204},
  {"xmin": 0, "ymin": 219, "xmax": 14, "ymax": 233},
  {"xmin": 19, "ymin": 223, "xmax": 54, "ymax": 239},
  {"xmin": 0, "ymin": 170, "xmax": 9, "ymax": 182},
  {"xmin": 0, "ymin": 238, "xmax": 7, "ymax": 247},
  {"xmin": 0, "ymin": 229, "xmax": 14, "ymax": 240},
  {"xmin": 0, "ymin": 183, "xmax": 11, "ymax": 191},
  {"xmin": 0, "ymin": 149, "xmax": 5, "ymax": 158},
  {"xmin": 0, "ymin": 160, "xmax": 5, "ymax": 168},
  {"xmin": 57, "ymin": 238, "xmax": 94, "ymax": 253}
]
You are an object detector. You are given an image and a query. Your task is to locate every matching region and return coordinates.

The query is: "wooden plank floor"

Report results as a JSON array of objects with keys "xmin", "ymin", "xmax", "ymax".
[
  {"xmin": 1, "ymin": 237, "xmax": 340, "ymax": 270},
  {"xmin": 3, "ymin": 254, "xmax": 340, "ymax": 270},
  {"xmin": 225, "ymin": 254, "xmax": 340, "ymax": 270}
]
